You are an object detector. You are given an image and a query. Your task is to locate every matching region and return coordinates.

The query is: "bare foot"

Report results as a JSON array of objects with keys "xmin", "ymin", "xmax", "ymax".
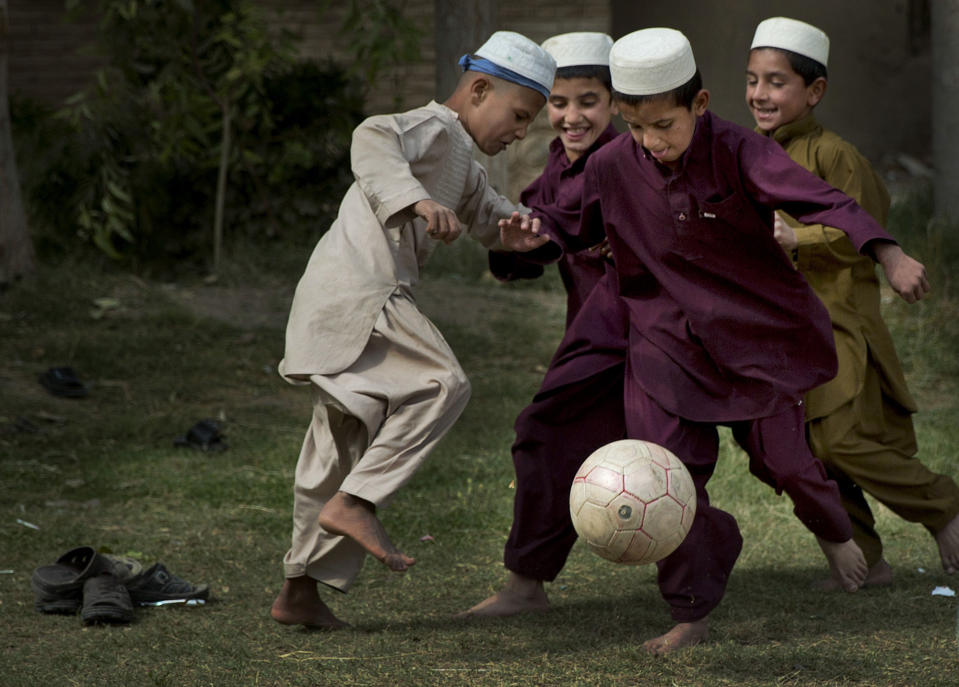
[
  {"xmin": 817, "ymin": 537, "xmax": 867, "ymax": 592},
  {"xmin": 318, "ymin": 491, "xmax": 415, "ymax": 572},
  {"xmin": 454, "ymin": 572, "xmax": 549, "ymax": 618},
  {"xmin": 270, "ymin": 576, "xmax": 348, "ymax": 629},
  {"xmin": 642, "ymin": 619, "xmax": 709, "ymax": 656},
  {"xmin": 935, "ymin": 512, "xmax": 959, "ymax": 574},
  {"xmin": 814, "ymin": 558, "xmax": 893, "ymax": 591}
]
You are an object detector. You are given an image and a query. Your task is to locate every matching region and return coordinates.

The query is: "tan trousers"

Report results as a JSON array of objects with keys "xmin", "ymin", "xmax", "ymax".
[
  {"xmin": 282, "ymin": 291, "xmax": 471, "ymax": 591},
  {"xmin": 807, "ymin": 357, "xmax": 959, "ymax": 567}
]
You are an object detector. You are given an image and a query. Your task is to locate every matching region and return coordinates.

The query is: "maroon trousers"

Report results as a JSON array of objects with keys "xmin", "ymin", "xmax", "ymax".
[
  {"xmin": 504, "ymin": 272, "xmax": 854, "ymax": 624},
  {"xmin": 624, "ymin": 376, "xmax": 853, "ymax": 623},
  {"xmin": 504, "ymin": 272, "xmax": 628, "ymax": 581}
]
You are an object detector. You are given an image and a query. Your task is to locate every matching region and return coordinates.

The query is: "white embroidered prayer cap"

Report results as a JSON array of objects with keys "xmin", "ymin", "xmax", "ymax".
[
  {"xmin": 542, "ymin": 32, "xmax": 613, "ymax": 68},
  {"xmin": 751, "ymin": 17, "xmax": 829, "ymax": 67},
  {"xmin": 610, "ymin": 28, "xmax": 696, "ymax": 96},
  {"xmin": 475, "ymin": 31, "xmax": 557, "ymax": 97}
]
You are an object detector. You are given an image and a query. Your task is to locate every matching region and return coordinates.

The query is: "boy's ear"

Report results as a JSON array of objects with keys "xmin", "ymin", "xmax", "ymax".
[
  {"xmin": 470, "ymin": 75, "xmax": 492, "ymax": 104},
  {"xmin": 606, "ymin": 90, "xmax": 619, "ymax": 116},
  {"xmin": 807, "ymin": 77, "xmax": 827, "ymax": 108},
  {"xmin": 692, "ymin": 89, "xmax": 710, "ymax": 115}
]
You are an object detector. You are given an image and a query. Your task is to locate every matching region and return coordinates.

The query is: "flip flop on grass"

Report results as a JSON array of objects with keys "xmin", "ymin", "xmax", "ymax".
[
  {"xmin": 38, "ymin": 367, "xmax": 89, "ymax": 399},
  {"xmin": 174, "ymin": 419, "xmax": 227, "ymax": 452}
]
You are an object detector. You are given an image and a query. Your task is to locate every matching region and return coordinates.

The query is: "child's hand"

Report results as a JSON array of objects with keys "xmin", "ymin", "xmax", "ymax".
[
  {"xmin": 872, "ymin": 242, "xmax": 930, "ymax": 304},
  {"xmin": 499, "ymin": 211, "xmax": 550, "ymax": 252},
  {"xmin": 589, "ymin": 238, "xmax": 613, "ymax": 261},
  {"xmin": 773, "ymin": 212, "xmax": 798, "ymax": 251},
  {"xmin": 414, "ymin": 199, "xmax": 462, "ymax": 244}
]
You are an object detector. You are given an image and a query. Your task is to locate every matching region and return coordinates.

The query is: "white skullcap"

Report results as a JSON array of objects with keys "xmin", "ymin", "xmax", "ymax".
[
  {"xmin": 542, "ymin": 32, "xmax": 613, "ymax": 68},
  {"xmin": 609, "ymin": 28, "xmax": 696, "ymax": 96},
  {"xmin": 751, "ymin": 17, "xmax": 829, "ymax": 67},
  {"xmin": 474, "ymin": 31, "xmax": 557, "ymax": 98}
]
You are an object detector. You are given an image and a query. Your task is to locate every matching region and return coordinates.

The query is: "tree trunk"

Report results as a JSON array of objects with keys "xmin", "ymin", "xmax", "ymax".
[
  {"xmin": 932, "ymin": 0, "xmax": 959, "ymax": 220},
  {"xmin": 0, "ymin": 0, "xmax": 33, "ymax": 286},
  {"xmin": 213, "ymin": 102, "xmax": 230, "ymax": 274},
  {"xmin": 433, "ymin": 0, "xmax": 509, "ymax": 195}
]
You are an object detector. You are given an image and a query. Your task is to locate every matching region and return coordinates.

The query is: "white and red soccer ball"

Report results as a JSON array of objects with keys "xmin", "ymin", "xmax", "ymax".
[{"xmin": 569, "ymin": 439, "xmax": 697, "ymax": 565}]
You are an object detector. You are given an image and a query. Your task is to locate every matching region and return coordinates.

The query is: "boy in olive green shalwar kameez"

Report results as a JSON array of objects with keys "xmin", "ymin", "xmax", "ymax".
[{"xmin": 746, "ymin": 17, "xmax": 959, "ymax": 585}]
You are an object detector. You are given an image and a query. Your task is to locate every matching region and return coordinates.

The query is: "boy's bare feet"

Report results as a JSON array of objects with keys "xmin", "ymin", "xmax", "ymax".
[
  {"xmin": 642, "ymin": 619, "xmax": 709, "ymax": 656},
  {"xmin": 318, "ymin": 491, "xmax": 415, "ymax": 572},
  {"xmin": 454, "ymin": 572, "xmax": 549, "ymax": 618},
  {"xmin": 936, "ymin": 513, "xmax": 959, "ymax": 574},
  {"xmin": 814, "ymin": 558, "xmax": 893, "ymax": 591},
  {"xmin": 817, "ymin": 537, "xmax": 867, "ymax": 592},
  {"xmin": 270, "ymin": 576, "xmax": 348, "ymax": 629}
]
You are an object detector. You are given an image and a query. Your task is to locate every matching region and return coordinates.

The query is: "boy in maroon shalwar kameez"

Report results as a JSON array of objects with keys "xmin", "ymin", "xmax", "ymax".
[
  {"xmin": 459, "ymin": 33, "xmax": 631, "ymax": 619},
  {"xmin": 486, "ymin": 28, "xmax": 930, "ymax": 655}
]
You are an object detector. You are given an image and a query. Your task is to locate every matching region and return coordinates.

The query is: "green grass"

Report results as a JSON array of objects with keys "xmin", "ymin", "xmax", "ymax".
[{"xmin": 1, "ymin": 231, "xmax": 958, "ymax": 686}]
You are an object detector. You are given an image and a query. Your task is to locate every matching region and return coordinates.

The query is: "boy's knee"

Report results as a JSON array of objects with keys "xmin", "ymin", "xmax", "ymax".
[{"xmin": 437, "ymin": 367, "xmax": 471, "ymax": 412}]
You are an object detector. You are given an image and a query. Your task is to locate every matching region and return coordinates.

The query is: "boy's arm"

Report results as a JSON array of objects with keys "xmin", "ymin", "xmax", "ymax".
[
  {"xmin": 350, "ymin": 113, "xmax": 435, "ymax": 228},
  {"xmin": 746, "ymin": 138, "xmax": 929, "ymax": 302},
  {"xmin": 779, "ymin": 143, "xmax": 890, "ymax": 272},
  {"xmin": 528, "ymin": 158, "xmax": 607, "ymax": 255}
]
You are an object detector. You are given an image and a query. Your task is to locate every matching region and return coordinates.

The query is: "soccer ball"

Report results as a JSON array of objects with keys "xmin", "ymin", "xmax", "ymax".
[{"xmin": 569, "ymin": 439, "xmax": 697, "ymax": 565}]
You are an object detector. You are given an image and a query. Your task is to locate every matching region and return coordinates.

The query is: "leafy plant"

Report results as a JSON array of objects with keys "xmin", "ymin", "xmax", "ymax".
[
  {"xmin": 337, "ymin": 0, "xmax": 423, "ymax": 87},
  {"xmin": 12, "ymin": 1, "xmax": 363, "ymax": 271}
]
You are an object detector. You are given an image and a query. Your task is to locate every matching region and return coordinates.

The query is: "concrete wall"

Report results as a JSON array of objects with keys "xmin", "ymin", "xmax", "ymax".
[{"xmin": 610, "ymin": 0, "xmax": 931, "ymax": 164}]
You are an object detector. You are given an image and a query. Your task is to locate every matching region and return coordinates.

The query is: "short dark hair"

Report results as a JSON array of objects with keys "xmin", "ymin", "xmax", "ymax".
[
  {"xmin": 753, "ymin": 47, "xmax": 827, "ymax": 84},
  {"xmin": 554, "ymin": 64, "xmax": 612, "ymax": 93},
  {"xmin": 611, "ymin": 69, "xmax": 703, "ymax": 110}
]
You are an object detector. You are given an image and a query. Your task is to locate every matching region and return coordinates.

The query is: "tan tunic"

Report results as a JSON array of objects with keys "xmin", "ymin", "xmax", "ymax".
[
  {"xmin": 280, "ymin": 100, "xmax": 518, "ymax": 378},
  {"xmin": 766, "ymin": 113, "xmax": 917, "ymax": 421}
]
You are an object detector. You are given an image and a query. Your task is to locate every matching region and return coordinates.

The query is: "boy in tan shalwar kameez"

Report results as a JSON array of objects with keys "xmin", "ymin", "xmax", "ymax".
[
  {"xmin": 746, "ymin": 17, "xmax": 959, "ymax": 588},
  {"xmin": 270, "ymin": 31, "xmax": 556, "ymax": 629}
]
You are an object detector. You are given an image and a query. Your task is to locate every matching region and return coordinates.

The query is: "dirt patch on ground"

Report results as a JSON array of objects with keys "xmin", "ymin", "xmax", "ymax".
[{"xmin": 166, "ymin": 284, "xmax": 294, "ymax": 331}]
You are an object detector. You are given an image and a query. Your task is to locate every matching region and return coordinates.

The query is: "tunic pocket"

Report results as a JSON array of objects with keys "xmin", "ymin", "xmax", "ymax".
[{"xmin": 669, "ymin": 192, "xmax": 756, "ymax": 261}]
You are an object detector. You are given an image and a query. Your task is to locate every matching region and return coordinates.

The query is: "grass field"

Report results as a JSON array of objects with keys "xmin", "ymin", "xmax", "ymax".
[{"xmin": 1, "ymin": 221, "xmax": 958, "ymax": 686}]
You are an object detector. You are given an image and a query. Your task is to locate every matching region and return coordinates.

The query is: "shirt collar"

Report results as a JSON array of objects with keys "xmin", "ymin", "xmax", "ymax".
[
  {"xmin": 758, "ymin": 111, "xmax": 820, "ymax": 147},
  {"xmin": 551, "ymin": 122, "xmax": 621, "ymax": 173}
]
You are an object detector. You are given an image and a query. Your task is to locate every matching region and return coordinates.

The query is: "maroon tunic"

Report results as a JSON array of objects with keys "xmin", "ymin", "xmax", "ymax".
[
  {"xmin": 489, "ymin": 124, "xmax": 619, "ymax": 327},
  {"xmin": 535, "ymin": 110, "xmax": 897, "ymax": 423}
]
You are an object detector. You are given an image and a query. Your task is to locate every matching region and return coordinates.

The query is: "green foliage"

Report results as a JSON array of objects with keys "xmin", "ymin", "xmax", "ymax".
[
  {"xmin": 12, "ymin": 1, "xmax": 365, "ymax": 269},
  {"xmin": 337, "ymin": 0, "xmax": 423, "ymax": 86}
]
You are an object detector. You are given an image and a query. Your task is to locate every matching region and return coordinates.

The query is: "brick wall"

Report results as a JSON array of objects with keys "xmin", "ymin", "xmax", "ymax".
[
  {"xmin": 7, "ymin": 1, "xmax": 102, "ymax": 105},
  {"xmin": 8, "ymin": 1, "xmax": 610, "ymax": 113},
  {"xmin": 6, "ymin": 1, "xmax": 612, "ymax": 201}
]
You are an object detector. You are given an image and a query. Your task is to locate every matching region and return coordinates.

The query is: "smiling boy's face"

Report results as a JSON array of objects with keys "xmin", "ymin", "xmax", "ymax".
[
  {"xmin": 547, "ymin": 76, "xmax": 616, "ymax": 162},
  {"xmin": 745, "ymin": 48, "xmax": 825, "ymax": 133},
  {"xmin": 618, "ymin": 90, "xmax": 708, "ymax": 170}
]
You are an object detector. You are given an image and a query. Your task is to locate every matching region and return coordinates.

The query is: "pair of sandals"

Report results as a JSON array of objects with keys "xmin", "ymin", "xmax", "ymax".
[
  {"xmin": 31, "ymin": 546, "xmax": 210, "ymax": 625},
  {"xmin": 31, "ymin": 547, "xmax": 131, "ymax": 624}
]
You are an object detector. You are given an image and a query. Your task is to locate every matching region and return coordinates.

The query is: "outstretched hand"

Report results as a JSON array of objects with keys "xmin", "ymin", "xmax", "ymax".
[
  {"xmin": 773, "ymin": 211, "xmax": 798, "ymax": 251},
  {"xmin": 414, "ymin": 199, "xmax": 462, "ymax": 244},
  {"xmin": 499, "ymin": 211, "xmax": 550, "ymax": 252},
  {"xmin": 872, "ymin": 242, "xmax": 930, "ymax": 304}
]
